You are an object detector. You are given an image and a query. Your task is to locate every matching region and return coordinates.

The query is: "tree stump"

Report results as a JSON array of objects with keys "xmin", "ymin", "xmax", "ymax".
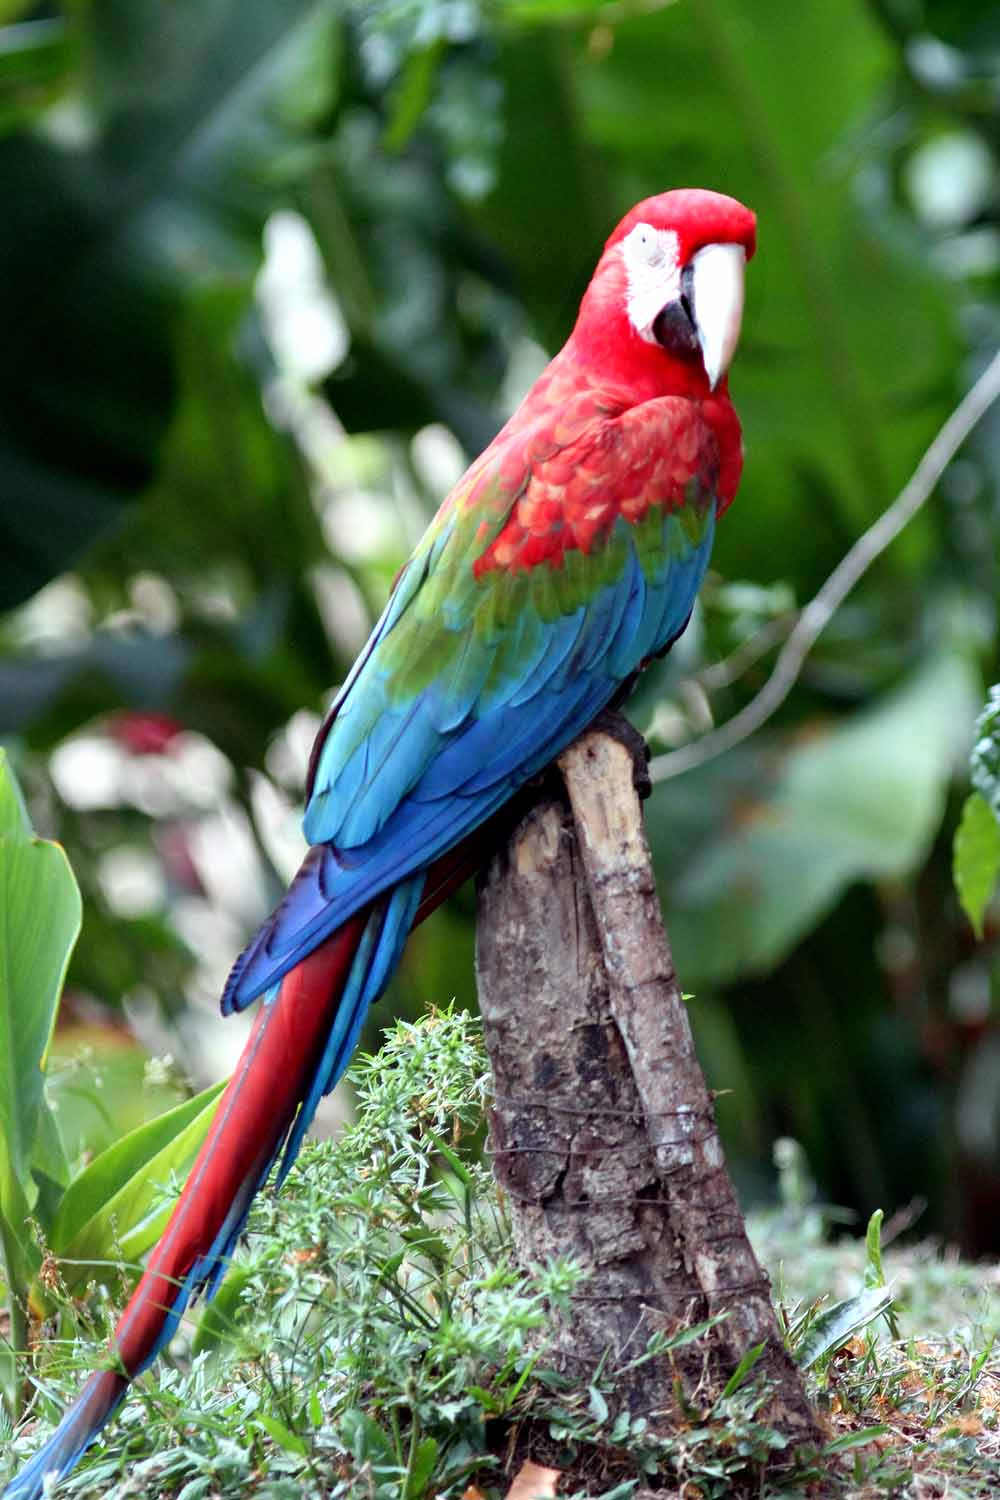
[{"xmin": 475, "ymin": 719, "xmax": 818, "ymax": 1448}]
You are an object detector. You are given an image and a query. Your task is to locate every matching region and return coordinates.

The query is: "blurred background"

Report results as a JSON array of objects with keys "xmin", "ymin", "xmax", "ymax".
[{"xmin": 1, "ymin": 0, "xmax": 998, "ymax": 1250}]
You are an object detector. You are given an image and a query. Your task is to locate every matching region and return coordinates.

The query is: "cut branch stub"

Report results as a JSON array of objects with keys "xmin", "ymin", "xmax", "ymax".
[{"xmin": 475, "ymin": 718, "xmax": 818, "ymax": 1442}]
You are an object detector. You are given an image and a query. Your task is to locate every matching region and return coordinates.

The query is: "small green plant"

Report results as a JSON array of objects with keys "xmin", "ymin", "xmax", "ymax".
[
  {"xmin": 0, "ymin": 751, "xmax": 224, "ymax": 1421},
  {"xmin": 7, "ymin": 1008, "xmax": 1000, "ymax": 1497},
  {"xmin": 533, "ymin": 1330, "xmax": 794, "ymax": 1500},
  {"xmin": 191, "ymin": 1008, "xmax": 578, "ymax": 1498},
  {"xmin": 782, "ymin": 1209, "xmax": 898, "ymax": 1373}
]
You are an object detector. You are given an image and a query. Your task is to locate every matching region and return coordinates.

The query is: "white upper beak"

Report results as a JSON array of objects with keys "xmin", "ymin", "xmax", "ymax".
[{"xmin": 691, "ymin": 242, "xmax": 746, "ymax": 390}]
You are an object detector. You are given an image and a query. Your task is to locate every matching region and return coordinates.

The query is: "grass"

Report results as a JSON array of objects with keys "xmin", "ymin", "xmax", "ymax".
[{"xmin": 2, "ymin": 1009, "xmax": 998, "ymax": 1499}]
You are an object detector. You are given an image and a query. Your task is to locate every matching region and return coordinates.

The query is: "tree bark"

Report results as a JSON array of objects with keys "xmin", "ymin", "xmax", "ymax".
[{"xmin": 475, "ymin": 718, "xmax": 817, "ymax": 1446}]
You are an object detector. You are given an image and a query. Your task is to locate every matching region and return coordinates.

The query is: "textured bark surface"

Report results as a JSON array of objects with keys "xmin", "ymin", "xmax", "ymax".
[{"xmin": 475, "ymin": 719, "xmax": 817, "ymax": 1442}]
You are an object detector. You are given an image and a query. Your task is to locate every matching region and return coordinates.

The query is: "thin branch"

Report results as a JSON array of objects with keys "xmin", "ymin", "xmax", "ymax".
[
  {"xmin": 695, "ymin": 613, "xmax": 794, "ymax": 694},
  {"xmin": 650, "ymin": 349, "xmax": 1000, "ymax": 783}
]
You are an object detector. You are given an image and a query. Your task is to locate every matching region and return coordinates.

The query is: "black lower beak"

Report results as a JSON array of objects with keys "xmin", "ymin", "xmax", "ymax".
[
  {"xmin": 651, "ymin": 297, "xmax": 700, "ymax": 358},
  {"xmin": 652, "ymin": 262, "xmax": 699, "ymax": 359}
]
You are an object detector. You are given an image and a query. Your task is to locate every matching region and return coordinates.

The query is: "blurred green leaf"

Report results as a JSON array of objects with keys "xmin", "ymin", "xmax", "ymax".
[
  {"xmin": 30, "ymin": 1095, "xmax": 71, "ymax": 1237},
  {"xmin": 915, "ymin": 0, "xmax": 1000, "ymax": 52},
  {"xmin": 719, "ymin": 1341, "xmax": 765, "ymax": 1399},
  {"xmin": 474, "ymin": 27, "xmax": 611, "ymax": 348},
  {"xmin": 342, "ymin": 1407, "xmax": 396, "ymax": 1466},
  {"xmin": 0, "ymin": 19, "xmax": 74, "ymax": 133},
  {"xmin": 659, "ymin": 650, "xmax": 979, "ymax": 985},
  {"xmin": 0, "ymin": 753, "xmax": 82, "ymax": 1165},
  {"xmin": 384, "ymin": 39, "xmax": 445, "ymax": 151},
  {"xmin": 822, "ymin": 1424, "xmax": 890, "ymax": 1455},
  {"xmin": 48, "ymin": 1078, "xmax": 225, "ymax": 1294},
  {"xmin": 0, "ymin": 0, "xmax": 341, "ymax": 610},
  {"xmin": 502, "ymin": 0, "xmax": 609, "ymax": 16},
  {"xmin": 953, "ymin": 791, "xmax": 1000, "ymax": 939}
]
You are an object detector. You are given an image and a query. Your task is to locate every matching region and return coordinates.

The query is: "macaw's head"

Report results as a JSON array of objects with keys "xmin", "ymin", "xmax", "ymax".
[{"xmin": 572, "ymin": 188, "xmax": 756, "ymax": 397}]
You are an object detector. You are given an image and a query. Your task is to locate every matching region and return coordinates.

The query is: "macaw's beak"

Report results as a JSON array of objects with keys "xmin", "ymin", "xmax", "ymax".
[
  {"xmin": 651, "ymin": 241, "xmax": 746, "ymax": 390},
  {"xmin": 691, "ymin": 242, "xmax": 746, "ymax": 389}
]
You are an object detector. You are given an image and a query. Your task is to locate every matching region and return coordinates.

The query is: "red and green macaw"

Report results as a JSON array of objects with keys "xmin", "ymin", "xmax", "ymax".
[{"xmin": 4, "ymin": 187, "xmax": 755, "ymax": 1498}]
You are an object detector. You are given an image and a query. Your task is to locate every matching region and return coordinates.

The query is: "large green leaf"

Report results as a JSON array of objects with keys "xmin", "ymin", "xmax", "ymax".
[
  {"xmin": 653, "ymin": 650, "xmax": 979, "ymax": 985},
  {"xmin": 48, "ymin": 1077, "xmax": 226, "ymax": 1294},
  {"xmin": 0, "ymin": 749, "xmax": 80, "ymax": 1346},
  {"xmin": 0, "ymin": 752, "xmax": 81, "ymax": 1211}
]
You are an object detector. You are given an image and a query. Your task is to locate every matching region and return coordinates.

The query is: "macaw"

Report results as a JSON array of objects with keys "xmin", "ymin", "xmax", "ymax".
[{"xmin": 4, "ymin": 187, "xmax": 755, "ymax": 1499}]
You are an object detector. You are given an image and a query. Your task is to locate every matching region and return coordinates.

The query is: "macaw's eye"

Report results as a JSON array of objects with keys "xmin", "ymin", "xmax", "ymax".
[
  {"xmin": 630, "ymin": 223, "xmax": 665, "ymax": 266},
  {"xmin": 651, "ymin": 266, "xmax": 700, "ymax": 358}
]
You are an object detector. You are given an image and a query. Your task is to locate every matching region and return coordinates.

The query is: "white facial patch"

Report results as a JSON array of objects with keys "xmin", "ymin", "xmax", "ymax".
[{"xmin": 621, "ymin": 222, "xmax": 681, "ymax": 342}]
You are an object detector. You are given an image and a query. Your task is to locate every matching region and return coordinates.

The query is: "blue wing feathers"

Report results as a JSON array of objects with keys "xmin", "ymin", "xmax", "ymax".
[
  {"xmin": 504, "ymin": 610, "xmax": 584, "ymax": 709},
  {"xmin": 335, "ymin": 698, "xmax": 442, "ymax": 847},
  {"xmin": 580, "ymin": 555, "xmax": 636, "ymax": 674},
  {"xmin": 229, "ymin": 504, "xmax": 717, "ymax": 1010}
]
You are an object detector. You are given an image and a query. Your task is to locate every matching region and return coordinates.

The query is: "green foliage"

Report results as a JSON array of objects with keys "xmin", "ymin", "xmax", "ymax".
[
  {"xmin": 8, "ymin": 1014, "xmax": 1000, "ymax": 1499},
  {"xmin": 657, "ymin": 650, "xmax": 980, "ymax": 984},
  {"xmin": 863, "ymin": 1209, "xmax": 899, "ymax": 1340},
  {"xmin": 214, "ymin": 1009, "xmax": 574, "ymax": 1495},
  {"xmin": 765, "ymin": 1207, "xmax": 898, "ymax": 1372},
  {"xmin": 46, "ymin": 1077, "xmax": 226, "ymax": 1299},
  {"xmin": 0, "ymin": 0, "xmax": 342, "ymax": 610},
  {"xmin": 0, "ymin": 753, "xmax": 78, "ymax": 1200},
  {"xmin": 0, "ymin": 754, "xmax": 224, "ymax": 1417},
  {"xmin": 0, "ymin": 17, "xmax": 73, "ymax": 132}
]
